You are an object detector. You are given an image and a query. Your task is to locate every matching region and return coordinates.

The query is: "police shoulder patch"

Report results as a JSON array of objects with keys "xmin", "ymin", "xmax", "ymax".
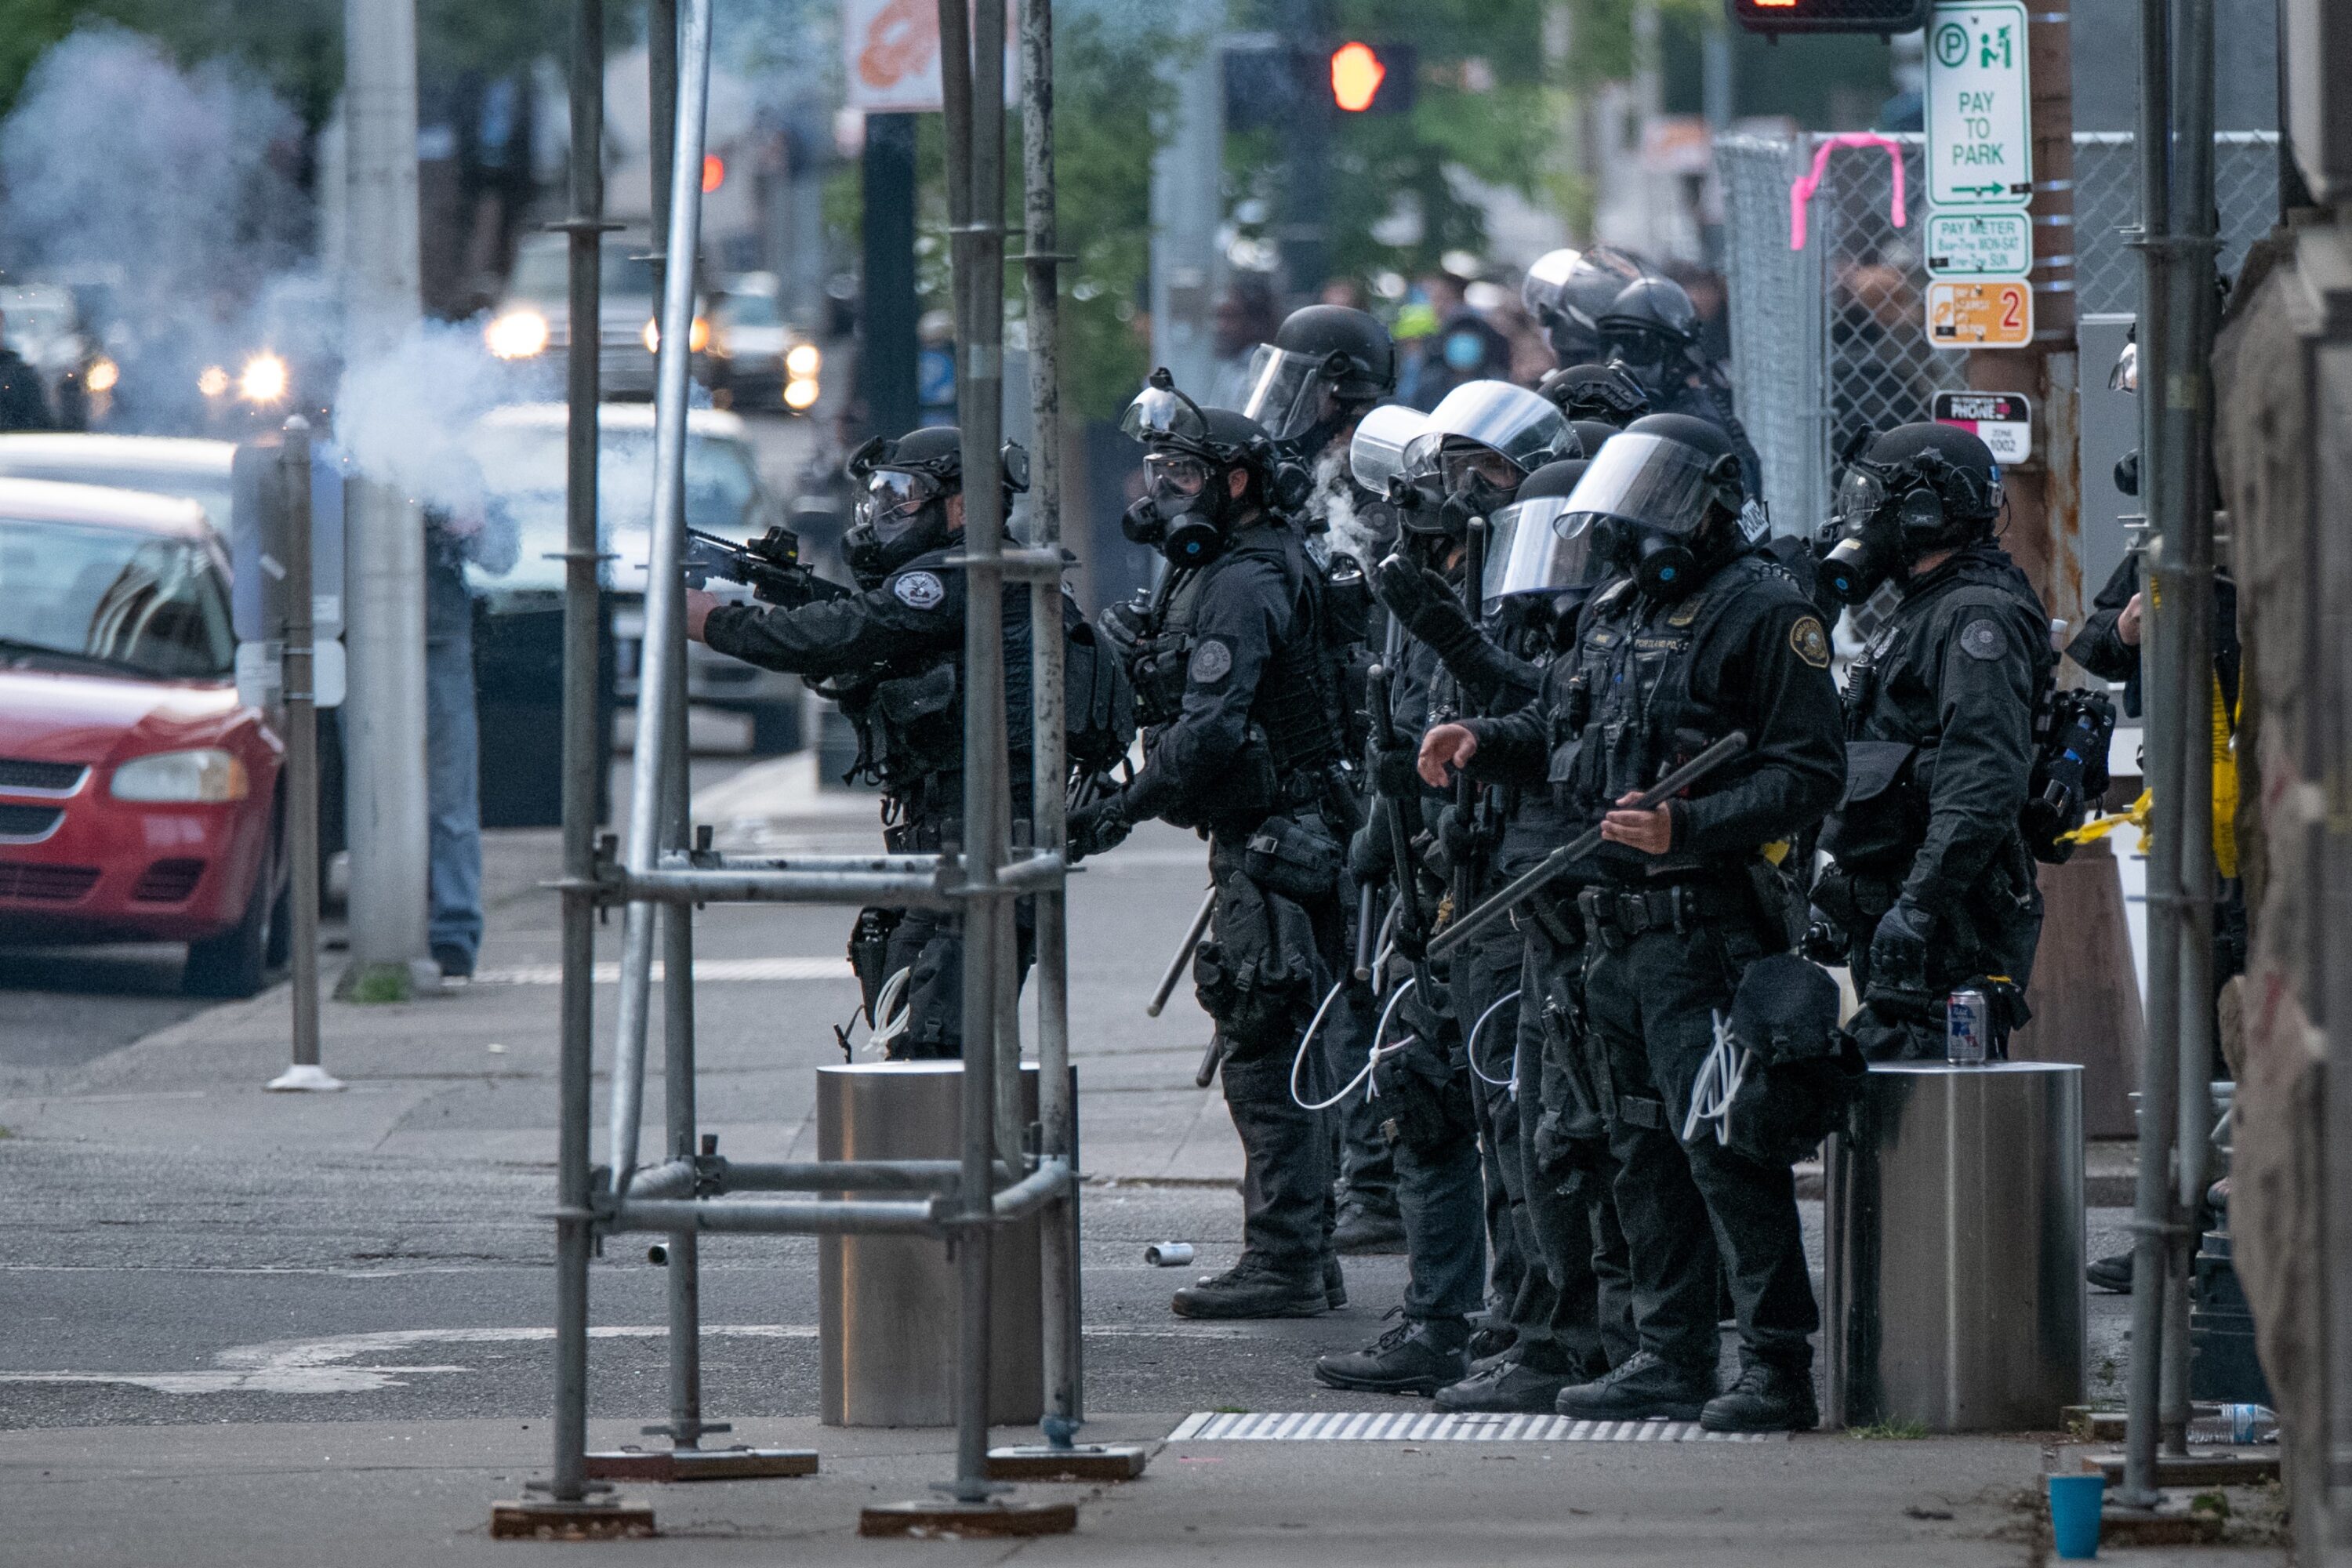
[
  {"xmin": 1789, "ymin": 615, "xmax": 1831, "ymax": 670},
  {"xmin": 891, "ymin": 570, "xmax": 946, "ymax": 610},
  {"xmin": 1959, "ymin": 619, "xmax": 2005, "ymax": 661},
  {"xmin": 1188, "ymin": 637, "xmax": 1233, "ymax": 684}
]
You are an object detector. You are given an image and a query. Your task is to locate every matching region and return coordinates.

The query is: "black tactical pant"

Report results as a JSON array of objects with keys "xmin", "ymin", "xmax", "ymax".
[
  {"xmin": 1326, "ymin": 892, "xmax": 1399, "ymax": 1218},
  {"xmin": 1200, "ymin": 822, "xmax": 1345, "ymax": 1279},
  {"xmin": 873, "ymin": 901, "xmax": 1038, "ymax": 1060},
  {"xmin": 1453, "ymin": 915, "xmax": 1537, "ymax": 1334},
  {"xmin": 1374, "ymin": 961, "xmax": 1487, "ymax": 1327},
  {"xmin": 1518, "ymin": 918, "xmax": 1637, "ymax": 1377},
  {"xmin": 1583, "ymin": 915, "xmax": 1818, "ymax": 1377}
]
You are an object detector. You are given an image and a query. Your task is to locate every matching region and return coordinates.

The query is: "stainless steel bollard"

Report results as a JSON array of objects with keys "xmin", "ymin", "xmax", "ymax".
[
  {"xmin": 818, "ymin": 1062, "xmax": 1041, "ymax": 1426},
  {"xmin": 1825, "ymin": 1062, "xmax": 2085, "ymax": 1432}
]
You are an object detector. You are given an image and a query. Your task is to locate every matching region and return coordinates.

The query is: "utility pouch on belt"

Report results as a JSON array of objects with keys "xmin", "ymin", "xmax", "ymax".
[
  {"xmin": 1243, "ymin": 813, "xmax": 1343, "ymax": 904},
  {"xmin": 848, "ymin": 906, "xmax": 903, "ymax": 1018},
  {"xmin": 1819, "ymin": 739, "xmax": 1921, "ymax": 869},
  {"xmin": 1374, "ymin": 1033, "xmax": 1477, "ymax": 1154},
  {"xmin": 1718, "ymin": 953, "xmax": 1865, "ymax": 1166}
]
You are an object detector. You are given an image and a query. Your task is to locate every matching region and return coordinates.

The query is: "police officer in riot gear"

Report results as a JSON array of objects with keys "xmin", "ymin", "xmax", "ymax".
[
  {"xmin": 1075, "ymin": 377, "xmax": 1354, "ymax": 1319},
  {"xmin": 1521, "ymin": 246, "xmax": 1650, "ymax": 368},
  {"xmin": 1313, "ymin": 385, "xmax": 1577, "ymax": 1394},
  {"xmin": 686, "ymin": 426, "xmax": 1055, "ymax": 1058},
  {"xmin": 1809, "ymin": 423, "xmax": 2053, "ymax": 1060},
  {"xmin": 1539, "ymin": 364, "xmax": 1653, "ymax": 430},
  {"xmin": 1595, "ymin": 276, "xmax": 1763, "ymax": 495},
  {"xmin": 1245, "ymin": 303, "xmax": 1406, "ymax": 1256},
  {"xmin": 1420, "ymin": 411, "xmax": 1846, "ymax": 1432}
]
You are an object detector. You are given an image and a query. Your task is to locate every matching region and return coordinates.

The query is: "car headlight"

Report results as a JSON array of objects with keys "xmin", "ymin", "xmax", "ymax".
[
  {"xmin": 783, "ymin": 377, "xmax": 820, "ymax": 412},
  {"xmin": 644, "ymin": 316, "xmax": 712, "ymax": 354},
  {"xmin": 86, "ymin": 356, "xmax": 119, "ymax": 392},
  {"xmin": 486, "ymin": 308, "xmax": 551, "ymax": 359},
  {"xmin": 197, "ymin": 365, "xmax": 230, "ymax": 399},
  {"xmin": 785, "ymin": 343, "xmax": 822, "ymax": 379},
  {"xmin": 111, "ymin": 749, "xmax": 249, "ymax": 804},
  {"xmin": 238, "ymin": 351, "xmax": 289, "ymax": 405}
]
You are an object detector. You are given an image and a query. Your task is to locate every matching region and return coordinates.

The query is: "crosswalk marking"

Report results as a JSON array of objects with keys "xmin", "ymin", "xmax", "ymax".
[{"xmin": 1163, "ymin": 1411, "xmax": 1781, "ymax": 1443}]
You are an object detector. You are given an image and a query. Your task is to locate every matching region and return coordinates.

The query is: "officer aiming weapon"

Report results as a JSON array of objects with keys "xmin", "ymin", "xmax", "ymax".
[
  {"xmin": 681, "ymin": 523, "xmax": 848, "ymax": 608},
  {"xmin": 1428, "ymin": 729, "xmax": 1749, "ymax": 961}
]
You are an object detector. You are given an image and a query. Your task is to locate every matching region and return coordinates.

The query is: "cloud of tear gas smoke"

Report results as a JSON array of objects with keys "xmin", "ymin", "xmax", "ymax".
[{"xmin": 333, "ymin": 318, "xmax": 558, "ymax": 520}]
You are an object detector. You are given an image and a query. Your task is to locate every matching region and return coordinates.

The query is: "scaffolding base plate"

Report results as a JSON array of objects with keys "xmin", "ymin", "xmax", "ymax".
[
  {"xmin": 985, "ymin": 1443, "xmax": 1149, "ymax": 1482},
  {"xmin": 584, "ymin": 1446, "xmax": 819, "ymax": 1483},
  {"xmin": 858, "ymin": 1499, "xmax": 1079, "ymax": 1538},
  {"xmin": 2096, "ymin": 1499, "xmax": 2230, "ymax": 1547},
  {"xmin": 488, "ymin": 1497, "xmax": 656, "ymax": 1541}
]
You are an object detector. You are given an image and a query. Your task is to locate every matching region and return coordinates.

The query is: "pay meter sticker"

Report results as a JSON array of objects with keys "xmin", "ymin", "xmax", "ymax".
[{"xmin": 1926, "ymin": 280, "xmax": 2033, "ymax": 350}]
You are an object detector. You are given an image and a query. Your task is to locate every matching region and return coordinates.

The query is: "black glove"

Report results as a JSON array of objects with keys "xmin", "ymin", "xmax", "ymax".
[
  {"xmin": 1348, "ymin": 822, "xmax": 1389, "ymax": 884},
  {"xmin": 1066, "ymin": 795, "xmax": 1134, "ymax": 862},
  {"xmin": 1373, "ymin": 555, "xmax": 1472, "ymax": 644},
  {"xmin": 1367, "ymin": 742, "xmax": 1419, "ymax": 800},
  {"xmin": 1798, "ymin": 909, "xmax": 1846, "ymax": 966},
  {"xmin": 1094, "ymin": 597, "xmax": 1149, "ymax": 659},
  {"xmin": 1866, "ymin": 900, "xmax": 1933, "ymax": 996}
]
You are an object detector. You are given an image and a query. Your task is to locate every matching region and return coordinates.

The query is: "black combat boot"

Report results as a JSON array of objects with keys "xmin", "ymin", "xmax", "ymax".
[
  {"xmin": 1433, "ymin": 1351, "xmax": 1572, "ymax": 1414},
  {"xmin": 1172, "ymin": 1255, "xmax": 1330, "ymax": 1319},
  {"xmin": 1700, "ymin": 1362, "xmax": 1820, "ymax": 1433},
  {"xmin": 1553, "ymin": 1348, "xmax": 1716, "ymax": 1422},
  {"xmin": 1313, "ymin": 1312, "xmax": 1471, "ymax": 1396}
]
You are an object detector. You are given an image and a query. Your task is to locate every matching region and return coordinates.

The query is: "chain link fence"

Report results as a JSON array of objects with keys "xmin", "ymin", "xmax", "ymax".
[{"xmin": 1719, "ymin": 130, "xmax": 2281, "ymax": 535}]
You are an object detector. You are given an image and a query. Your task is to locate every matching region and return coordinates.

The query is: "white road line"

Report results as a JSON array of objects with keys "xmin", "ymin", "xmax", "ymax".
[
  {"xmin": 1164, "ymin": 1413, "xmax": 1780, "ymax": 1443},
  {"xmin": 0, "ymin": 1323, "xmax": 1251, "ymax": 1397}
]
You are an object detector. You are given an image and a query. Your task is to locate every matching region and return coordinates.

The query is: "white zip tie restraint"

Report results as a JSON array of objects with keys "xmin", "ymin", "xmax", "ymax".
[
  {"xmin": 1466, "ymin": 987, "xmax": 1523, "ymax": 1094},
  {"xmin": 1291, "ymin": 976, "xmax": 1419, "ymax": 1112},
  {"xmin": 862, "ymin": 965, "xmax": 913, "ymax": 1058},
  {"xmin": 1679, "ymin": 1008, "xmax": 1751, "ymax": 1146}
]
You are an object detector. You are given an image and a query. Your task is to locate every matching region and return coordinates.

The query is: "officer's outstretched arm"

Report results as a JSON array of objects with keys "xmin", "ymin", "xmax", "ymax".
[
  {"xmin": 1903, "ymin": 603, "xmax": 2040, "ymax": 911},
  {"xmin": 702, "ymin": 579, "xmax": 951, "ymax": 677}
]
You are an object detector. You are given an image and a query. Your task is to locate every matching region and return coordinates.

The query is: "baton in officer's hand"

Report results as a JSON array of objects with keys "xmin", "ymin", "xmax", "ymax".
[{"xmin": 1427, "ymin": 731, "xmax": 1750, "ymax": 962}]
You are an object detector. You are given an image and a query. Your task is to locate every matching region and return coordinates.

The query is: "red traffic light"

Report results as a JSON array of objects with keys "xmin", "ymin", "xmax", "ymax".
[
  {"xmin": 1726, "ymin": 0, "xmax": 1933, "ymax": 35},
  {"xmin": 1330, "ymin": 42, "xmax": 1385, "ymax": 111},
  {"xmin": 702, "ymin": 154, "xmax": 725, "ymax": 193}
]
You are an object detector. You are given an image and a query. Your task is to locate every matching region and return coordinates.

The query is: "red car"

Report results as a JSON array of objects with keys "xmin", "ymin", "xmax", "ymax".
[{"xmin": 0, "ymin": 477, "xmax": 286, "ymax": 996}]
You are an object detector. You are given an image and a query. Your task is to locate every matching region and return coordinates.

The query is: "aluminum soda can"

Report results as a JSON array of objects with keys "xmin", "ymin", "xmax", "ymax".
[{"xmin": 1946, "ymin": 989, "xmax": 1989, "ymax": 1065}]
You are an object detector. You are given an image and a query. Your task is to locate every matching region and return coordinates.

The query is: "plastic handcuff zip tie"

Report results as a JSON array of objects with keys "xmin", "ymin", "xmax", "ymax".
[{"xmin": 1679, "ymin": 1009, "xmax": 1751, "ymax": 1146}]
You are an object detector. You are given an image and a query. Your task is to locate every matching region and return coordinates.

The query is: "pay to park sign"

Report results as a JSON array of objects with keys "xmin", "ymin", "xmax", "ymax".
[{"xmin": 1925, "ymin": 1, "xmax": 2031, "ymax": 210}]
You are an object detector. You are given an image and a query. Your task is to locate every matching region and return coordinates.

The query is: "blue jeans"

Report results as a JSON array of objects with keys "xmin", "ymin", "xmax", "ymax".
[{"xmin": 426, "ymin": 552, "xmax": 482, "ymax": 971}]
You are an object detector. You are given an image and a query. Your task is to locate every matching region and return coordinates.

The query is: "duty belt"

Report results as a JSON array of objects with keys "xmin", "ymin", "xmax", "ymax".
[{"xmin": 1577, "ymin": 882, "xmax": 1747, "ymax": 942}]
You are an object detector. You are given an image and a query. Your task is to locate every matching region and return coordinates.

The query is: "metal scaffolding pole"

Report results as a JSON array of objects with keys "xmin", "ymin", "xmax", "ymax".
[
  {"xmin": 506, "ymin": 0, "xmax": 1083, "ymax": 1534},
  {"xmin": 1021, "ymin": 0, "xmax": 1083, "ymax": 1439}
]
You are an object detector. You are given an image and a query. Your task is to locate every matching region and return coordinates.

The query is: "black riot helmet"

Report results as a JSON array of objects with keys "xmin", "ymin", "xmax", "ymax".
[
  {"xmin": 1482, "ymin": 456, "xmax": 1602, "ymax": 622},
  {"xmin": 840, "ymin": 426, "xmax": 1030, "ymax": 585},
  {"xmin": 1243, "ymin": 305, "xmax": 1396, "ymax": 455},
  {"xmin": 1817, "ymin": 421, "xmax": 2005, "ymax": 605},
  {"xmin": 1522, "ymin": 245, "xmax": 1649, "ymax": 365},
  {"xmin": 1563, "ymin": 411, "xmax": 1747, "ymax": 601},
  {"xmin": 1568, "ymin": 419, "xmax": 1621, "ymax": 459},
  {"xmin": 1597, "ymin": 275, "xmax": 1704, "ymax": 394},
  {"xmin": 1537, "ymin": 361, "xmax": 1654, "ymax": 427},
  {"xmin": 1121, "ymin": 368, "xmax": 1287, "ymax": 567}
]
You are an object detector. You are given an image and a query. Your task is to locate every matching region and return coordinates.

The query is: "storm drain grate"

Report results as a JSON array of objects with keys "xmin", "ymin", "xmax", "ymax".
[{"xmin": 1167, "ymin": 1412, "xmax": 1781, "ymax": 1443}]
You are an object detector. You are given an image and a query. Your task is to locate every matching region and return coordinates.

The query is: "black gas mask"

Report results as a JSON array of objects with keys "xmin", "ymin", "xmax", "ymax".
[
  {"xmin": 1142, "ymin": 447, "xmax": 1236, "ymax": 567},
  {"xmin": 1817, "ymin": 461, "xmax": 1955, "ymax": 606},
  {"xmin": 841, "ymin": 463, "xmax": 950, "ymax": 586},
  {"xmin": 1594, "ymin": 514, "xmax": 1710, "ymax": 601}
]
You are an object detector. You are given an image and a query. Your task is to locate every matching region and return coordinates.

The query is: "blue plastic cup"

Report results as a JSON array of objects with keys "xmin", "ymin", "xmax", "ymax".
[{"xmin": 2047, "ymin": 1472, "xmax": 2106, "ymax": 1559}]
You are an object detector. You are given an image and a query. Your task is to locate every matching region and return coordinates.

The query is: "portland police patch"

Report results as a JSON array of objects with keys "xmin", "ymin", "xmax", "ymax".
[
  {"xmin": 1959, "ymin": 619, "xmax": 2003, "ymax": 661},
  {"xmin": 1188, "ymin": 637, "xmax": 1233, "ymax": 683},
  {"xmin": 1789, "ymin": 615, "xmax": 1831, "ymax": 670},
  {"xmin": 892, "ymin": 570, "xmax": 946, "ymax": 609}
]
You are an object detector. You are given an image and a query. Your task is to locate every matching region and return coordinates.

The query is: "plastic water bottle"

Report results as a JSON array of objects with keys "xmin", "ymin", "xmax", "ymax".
[{"xmin": 1946, "ymin": 989, "xmax": 1989, "ymax": 1066}]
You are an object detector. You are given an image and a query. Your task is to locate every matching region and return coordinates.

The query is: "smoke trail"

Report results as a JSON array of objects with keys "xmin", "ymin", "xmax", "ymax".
[{"xmin": 332, "ymin": 318, "xmax": 558, "ymax": 520}]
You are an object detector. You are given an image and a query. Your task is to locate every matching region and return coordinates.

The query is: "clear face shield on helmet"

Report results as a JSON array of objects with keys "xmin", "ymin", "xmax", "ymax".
[
  {"xmin": 1240, "ymin": 343, "xmax": 1343, "ymax": 443},
  {"xmin": 1120, "ymin": 376, "xmax": 1211, "ymax": 449},
  {"xmin": 1410, "ymin": 381, "xmax": 1574, "ymax": 480},
  {"xmin": 1347, "ymin": 403, "xmax": 1430, "ymax": 495},
  {"xmin": 1562, "ymin": 432, "xmax": 1740, "ymax": 598},
  {"xmin": 1482, "ymin": 495, "xmax": 1599, "ymax": 617}
]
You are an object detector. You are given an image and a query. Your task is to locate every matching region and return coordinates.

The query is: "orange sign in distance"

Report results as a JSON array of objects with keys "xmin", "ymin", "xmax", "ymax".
[
  {"xmin": 1330, "ymin": 42, "xmax": 1387, "ymax": 111},
  {"xmin": 1926, "ymin": 278, "xmax": 2033, "ymax": 349},
  {"xmin": 858, "ymin": 0, "xmax": 936, "ymax": 91}
]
